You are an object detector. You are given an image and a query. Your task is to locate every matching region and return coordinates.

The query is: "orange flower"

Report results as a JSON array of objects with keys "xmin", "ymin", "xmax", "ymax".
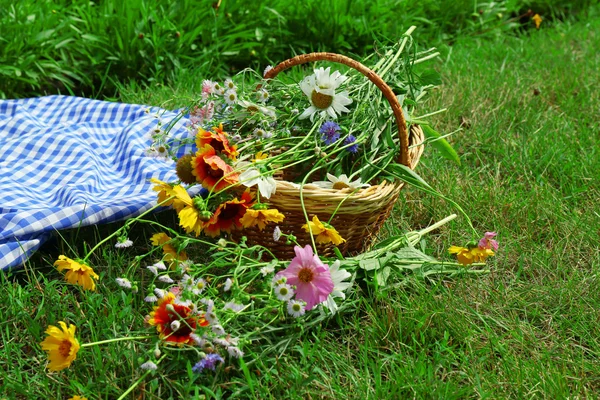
[
  {"xmin": 203, "ymin": 191, "xmax": 254, "ymax": 237},
  {"xmin": 240, "ymin": 208, "xmax": 285, "ymax": 231},
  {"xmin": 147, "ymin": 292, "xmax": 208, "ymax": 345},
  {"xmin": 150, "ymin": 232, "xmax": 188, "ymax": 268},
  {"xmin": 191, "ymin": 144, "xmax": 239, "ymax": 192},
  {"xmin": 195, "ymin": 123, "xmax": 238, "ymax": 160}
]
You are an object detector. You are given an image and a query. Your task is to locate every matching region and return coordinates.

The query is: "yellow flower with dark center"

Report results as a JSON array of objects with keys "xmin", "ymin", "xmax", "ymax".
[
  {"xmin": 302, "ymin": 215, "xmax": 346, "ymax": 245},
  {"xmin": 240, "ymin": 208, "xmax": 285, "ymax": 231},
  {"xmin": 150, "ymin": 232, "xmax": 188, "ymax": 269},
  {"xmin": 40, "ymin": 321, "xmax": 80, "ymax": 371},
  {"xmin": 532, "ymin": 14, "xmax": 542, "ymax": 29},
  {"xmin": 54, "ymin": 256, "xmax": 99, "ymax": 291}
]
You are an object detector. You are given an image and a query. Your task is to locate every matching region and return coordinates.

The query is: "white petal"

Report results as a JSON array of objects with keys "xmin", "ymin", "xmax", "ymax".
[
  {"xmin": 299, "ymin": 106, "xmax": 318, "ymax": 121},
  {"xmin": 239, "ymin": 168, "xmax": 261, "ymax": 187}
]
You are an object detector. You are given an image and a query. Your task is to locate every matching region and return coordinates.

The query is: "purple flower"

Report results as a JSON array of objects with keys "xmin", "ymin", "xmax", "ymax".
[
  {"xmin": 478, "ymin": 232, "xmax": 499, "ymax": 251},
  {"xmin": 319, "ymin": 121, "xmax": 341, "ymax": 145},
  {"xmin": 192, "ymin": 353, "xmax": 224, "ymax": 373},
  {"xmin": 344, "ymin": 135, "xmax": 358, "ymax": 153}
]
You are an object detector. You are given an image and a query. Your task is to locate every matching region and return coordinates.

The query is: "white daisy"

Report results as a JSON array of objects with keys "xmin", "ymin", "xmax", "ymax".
[
  {"xmin": 223, "ymin": 302, "xmax": 245, "ymax": 313},
  {"xmin": 274, "ymin": 283, "xmax": 294, "ymax": 301},
  {"xmin": 312, "ymin": 173, "xmax": 370, "ymax": 190},
  {"xmin": 224, "ymin": 78, "xmax": 236, "ymax": 91},
  {"xmin": 256, "ymin": 88, "xmax": 270, "ymax": 103},
  {"xmin": 115, "ymin": 278, "xmax": 132, "ymax": 289},
  {"xmin": 140, "ymin": 361, "xmax": 158, "ymax": 371},
  {"xmin": 287, "ymin": 300, "xmax": 306, "ymax": 318},
  {"xmin": 158, "ymin": 274, "xmax": 174, "ymax": 284},
  {"xmin": 238, "ymin": 166, "xmax": 277, "ymax": 199},
  {"xmin": 212, "ymin": 82, "xmax": 224, "ymax": 95},
  {"xmin": 144, "ymin": 295, "xmax": 158, "ymax": 303},
  {"xmin": 153, "ymin": 288, "xmax": 166, "ymax": 298},
  {"xmin": 224, "ymin": 89, "xmax": 238, "ymax": 105},
  {"xmin": 224, "ymin": 278, "xmax": 233, "ymax": 292},
  {"xmin": 146, "ymin": 265, "xmax": 158, "ymax": 276},
  {"xmin": 227, "ymin": 346, "xmax": 244, "ymax": 358},
  {"xmin": 212, "ymin": 324, "xmax": 226, "ymax": 336},
  {"xmin": 272, "ymin": 226, "xmax": 282, "ymax": 242},
  {"xmin": 237, "ymin": 99, "xmax": 276, "ymax": 119},
  {"xmin": 153, "ymin": 262, "xmax": 167, "ymax": 271},
  {"xmin": 115, "ymin": 238, "xmax": 133, "ymax": 249},
  {"xmin": 260, "ymin": 264, "xmax": 275, "ymax": 276},
  {"xmin": 299, "ymin": 67, "xmax": 352, "ymax": 122},
  {"xmin": 190, "ymin": 333, "xmax": 207, "ymax": 347},
  {"xmin": 252, "ymin": 127, "xmax": 273, "ymax": 139}
]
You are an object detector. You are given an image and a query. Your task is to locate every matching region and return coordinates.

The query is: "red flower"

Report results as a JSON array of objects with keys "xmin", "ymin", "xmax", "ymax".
[
  {"xmin": 195, "ymin": 124, "xmax": 238, "ymax": 160},
  {"xmin": 191, "ymin": 144, "xmax": 239, "ymax": 192},
  {"xmin": 203, "ymin": 191, "xmax": 254, "ymax": 237},
  {"xmin": 147, "ymin": 293, "xmax": 208, "ymax": 345}
]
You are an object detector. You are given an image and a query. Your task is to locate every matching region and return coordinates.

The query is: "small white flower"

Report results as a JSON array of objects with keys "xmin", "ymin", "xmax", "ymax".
[
  {"xmin": 212, "ymin": 324, "xmax": 226, "ymax": 336},
  {"xmin": 192, "ymin": 278, "xmax": 207, "ymax": 295},
  {"xmin": 299, "ymin": 67, "xmax": 352, "ymax": 122},
  {"xmin": 145, "ymin": 147, "xmax": 159, "ymax": 158},
  {"xmin": 153, "ymin": 347, "xmax": 161, "ymax": 358},
  {"xmin": 217, "ymin": 238, "xmax": 228, "ymax": 248},
  {"xmin": 287, "ymin": 300, "xmax": 306, "ymax": 318},
  {"xmin": 224, "ymin": 78, "xmax": 236, "ymax": 91},
  {"xmin": 256, "ymin": 88, "xmax": 269, "ymax": 103},
  {"xmin": 290, "ymin": 108, "xmax": 299, "ymax": 115},
  {"xmin": 227, "ymin": 346, "xmax": 244, "ymax": 358},
  {"xmin": 252, "ymin": 127, "xmax": 272, "ymax": 139},
  {"xmin": 271, "ymin": 274, "xmax": 286, "ymax": 287},
  {"xmin": 154, "ymin": 288, "xmax": 166, "ymax": 298},
  {"xmin": 115, "ymin": 278, "xmax": 132, "ymax": 289},
  {"xmin": 212, "ymin": 82, "xmax": 224, "ymax": 95},
  {"xmin": 144, "ymin": 295, "xmax": 158, "ymax": 303},
  {"xmin": 273, "ymin": 226, "xmax": 282, "ymax": 242},
  {"xmin": 237, "ymin": 99, "xmax": 277, "ymax": 119},
  {"xmin": 205, "ymin": 311, "xmax": 219, "ymax": 325},
  {"xmin": 190, "ymin": 333, "xmax": 207, "ymax": 347},
  {"xmin": 146, "ymin": 266, "xmax": 158, "ymax": 276},
  {"xmin": 224, "ymin": 89, "xmax": 238, "ymax": 105},
  {"xmin": 158, "ymin": 275, "xmax": 174, "ymax": 284},
  {"xmin": 140, "ymin": 361, "xmax": 158, "ymax": 371},
  {"xmin": 170, "ymin": 320, "xmax": 181, "ymax": 331},
  {"xmin": 263, "ymin": 65, "xmax": 273, "ymax": 77},
  {"xmin": 173, "ymin": 298, "xmax": 193, "ymax": 308},
  {"xmin": 115, "ymin": 238, "xmax": 133, "ymax": 248},
  {"xmin": 275, "ymin": 283, "xmax": 294, "ymax": 301},
  {"xmin": 223, "ymin": 302, "xmax": 245, "ymax": 313},
  {"xmin": 260, "ymin": 265, "xmax": 275, "ymax": 276},
  {"xmin": 155, "ymin": 144, "xmax": 171, "ymax": 161},
  {"xmin": 153, "ymin": 262, "xmax": 167, "ymax": 270},
  {"xmin": 312, "ymin": 173, "xmax": 370, "ymax": 190},
  {"xmin": 239, "ymin": 166, "xmax": 277, "ymax": 199},
  {"xmin": 213, "ymin": 338, "xmax": 229, "ymax": 347},
  {"xmin": 224, "ymin": 278, "xmax": 233, "ymax": 292}
]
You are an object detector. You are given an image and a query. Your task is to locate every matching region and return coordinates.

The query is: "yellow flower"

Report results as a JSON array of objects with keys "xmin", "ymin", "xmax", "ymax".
[
  {"xmin": 302, "ymin": 215, "xmax": 346, "ymax": 245},
  {"xmin": 68, "ymin": 396, "xmax": 88, "ymax": 400},
  {"xmin": 252, "ymin": 151, "xmax": 269, "ymax": 162},
  {"xmin": 170, "ymin": 185, "xmax": 207, "ymax": 236},
  {"xmin": 150, "ymin": 232, "xmax": 188, "ymax": 269},
  {"xmin": 40, "ymin": 321, "xmax": 80, "ymax": 372},
  {"xmin": 532, "ymin": 14, "xmax": 542, "ymax": 29},
  {"xmin": 150, "ymin": 178, "xmax": 184, "ymax": 211},
  {"xmin": 449, "ymin": 246, "xmax": 495, "ymax": 265},
  {"xmin": 54, "ymin": 256, "xmax": 99, "ymax": 291},
  {"xmin": 240, "ymin": 208, "xmax": 285, "ymax": 231}
]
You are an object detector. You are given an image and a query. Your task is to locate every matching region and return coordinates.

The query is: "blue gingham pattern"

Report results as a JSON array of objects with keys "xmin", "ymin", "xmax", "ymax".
[{"xmin": 0, "ymin": 95, "xmax": 193, "ymax": 270}]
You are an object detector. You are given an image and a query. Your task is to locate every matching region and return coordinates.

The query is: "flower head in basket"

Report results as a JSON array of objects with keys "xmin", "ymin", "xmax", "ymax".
[
  {"xmin": 299, "ymin": 67, "xmax": 352, "ymax": 122},
  {"xmin": 191, "ymin": 145, "xmax": 239, "ymax": 192},
  {"xmin": 302, "ymin": 215, "xmax": 346, "ymax": 245},
  {"xmin": 312, "ymin": 173, "xmax": 370, "ymax": 190}
]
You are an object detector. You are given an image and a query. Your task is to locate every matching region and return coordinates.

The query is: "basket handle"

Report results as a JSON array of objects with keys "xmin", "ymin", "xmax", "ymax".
[{"xmin": 263, "ymin": 52, "xmax": 410, "ymax": 166}]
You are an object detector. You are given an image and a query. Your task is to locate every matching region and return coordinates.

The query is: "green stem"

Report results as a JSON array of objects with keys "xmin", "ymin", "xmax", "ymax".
[
  {"xmin": 117, "ymin": 354, "xmax": 168, "ymax": 400},
  {"xmin": 81, "ymin": 336, "xmax": 150, "ymax": 347}
]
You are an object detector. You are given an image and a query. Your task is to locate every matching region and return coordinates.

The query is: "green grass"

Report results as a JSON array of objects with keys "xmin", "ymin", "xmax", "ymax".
[{"xmin": 2, "ymin": 12, "xmax": 600, "ymax": 400}]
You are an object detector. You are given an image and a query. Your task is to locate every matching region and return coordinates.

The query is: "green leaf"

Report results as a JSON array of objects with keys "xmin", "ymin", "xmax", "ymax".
[
  {"xmin": 421, "ymin": 124, "xmax": 461, "ymax": 165},
  {"xmin": 376, "ymin": 266, "xmax": 391, "ymax": 286},
  {"xmin": 418, "ymin": 69, "xmax": 442, "ymax": 86}
]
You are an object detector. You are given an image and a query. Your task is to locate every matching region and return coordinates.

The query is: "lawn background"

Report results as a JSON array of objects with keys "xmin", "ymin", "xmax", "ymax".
[{"xmin": 1, "ymin": 1, "xmax": 600, "ymax": 398}]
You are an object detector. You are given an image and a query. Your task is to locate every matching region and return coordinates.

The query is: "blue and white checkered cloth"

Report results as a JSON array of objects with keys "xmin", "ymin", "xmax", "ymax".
[{"xmin": 0, "ymin": 95, "xmax": 193, "ymax": 270}]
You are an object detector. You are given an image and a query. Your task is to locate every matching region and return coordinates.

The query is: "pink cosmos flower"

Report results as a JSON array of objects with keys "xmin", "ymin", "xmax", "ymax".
[
  {"xmin": 478, "ymin": 232, "xmax": 499, "ymax": 251},
  {"xmin": 275, "ymin": 245, "xmax": 334, "ymax": 310}
]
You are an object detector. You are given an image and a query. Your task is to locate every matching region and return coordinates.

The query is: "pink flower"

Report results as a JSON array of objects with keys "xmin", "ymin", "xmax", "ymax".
[
  {"xmin": 275, "ymin": 245, "xmax": 334, "ymax": 310},
  {"xmin": 478, "ymin": 232, "xmax": 499, "ymax": 251}
]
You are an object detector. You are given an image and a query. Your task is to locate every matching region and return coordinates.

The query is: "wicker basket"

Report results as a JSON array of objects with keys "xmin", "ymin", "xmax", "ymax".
[{"xmin": 232, "ymin": 52, "xmax": 425, "ymax": 258}]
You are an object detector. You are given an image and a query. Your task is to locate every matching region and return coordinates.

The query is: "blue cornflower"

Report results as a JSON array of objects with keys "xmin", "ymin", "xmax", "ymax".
[
  {"xmin": 344, "ymin": 135, "xmax": 359, "ymax": 153},
  {"xmin": 319, "ymin": 121, "xmax": 341, "ymax": 145},
  {"xmin": 192, "ymin": 353, "xmax": 224, "ymax": 373}
]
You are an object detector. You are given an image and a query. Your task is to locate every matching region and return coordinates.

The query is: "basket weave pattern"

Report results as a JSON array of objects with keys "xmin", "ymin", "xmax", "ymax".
[{"xmin": 232, "ymin": 52, "xmax": 425, "ymax": 258}]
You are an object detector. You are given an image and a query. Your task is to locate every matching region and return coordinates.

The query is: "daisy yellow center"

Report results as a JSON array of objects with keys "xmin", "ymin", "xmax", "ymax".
[
  {"xmin": 279, "ymin": 287, "xmax": 289, "ymax": 295},
  {"xmin": 298, "ymin": 267, "xmax": 314, "ymax": 283},
  {"xmin": 58, "ymin": 340, "xmax": 72, "ymax": 358},
  {"xmin": 158, "ymin": 145, "xmax": 167, "ymax": 153},
  {"xmin": 292, "ymin": 303, "xmax": 302, "ymax": 312},
  {"xmin": 246, "ymin": 105, "xmax": 259, "ymax": 113},
  {"xmin": 311, "ymin": 90, "xmax": 333, "ymax": 109},
  {"xmin": 332, "ymin": 181, "xmax": 350, "ymax": 190}
]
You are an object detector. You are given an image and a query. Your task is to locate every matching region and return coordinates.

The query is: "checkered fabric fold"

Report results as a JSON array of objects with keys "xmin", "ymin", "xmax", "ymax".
[{"xmin": 0, "ymin": 95, "xmax": 193, "ymax": 270}]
